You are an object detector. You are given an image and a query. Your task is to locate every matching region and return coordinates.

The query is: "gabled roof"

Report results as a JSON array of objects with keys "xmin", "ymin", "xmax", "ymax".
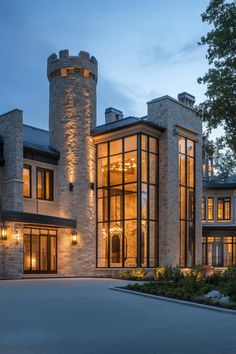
[
  {"xmin": 91, "ymin": 116, "xmax": 165, "ymax": 136},
  {"xmin": 23, "ymin": 125, "xmax": 59, "ymax": 156}
]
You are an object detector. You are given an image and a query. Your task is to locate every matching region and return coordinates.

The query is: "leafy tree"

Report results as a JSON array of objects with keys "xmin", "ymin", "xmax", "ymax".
[{"xmin": 198, "ymin": 0, "xmax": 236, "ymax": 177}]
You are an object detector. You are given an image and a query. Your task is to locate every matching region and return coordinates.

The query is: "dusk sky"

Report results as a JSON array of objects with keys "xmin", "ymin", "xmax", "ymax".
[{"xmin": 1, "ymin": 0, "xmax": 210, "ymax": 129}]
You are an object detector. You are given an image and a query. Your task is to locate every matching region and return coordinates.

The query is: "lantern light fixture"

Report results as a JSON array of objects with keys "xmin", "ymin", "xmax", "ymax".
[
  {"xmin": 1, "ymin": 225, "xmax": 7, "ymax": 240},
  {"xmin": 72, "ymin": 230, "xmax": 77, "ymax": 245}
]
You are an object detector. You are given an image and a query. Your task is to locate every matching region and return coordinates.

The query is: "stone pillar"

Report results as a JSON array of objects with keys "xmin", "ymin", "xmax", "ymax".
[
  {"xmin": 0, "ymin": 109, "xmax": 23, "ymax": 211},
  {"xmin": 147, "ymin": 96, "xmax": 202, "ymax": 267},
  {"xmin": 47, "ymin": 50, "xmax": 98, "ymax": 276}
]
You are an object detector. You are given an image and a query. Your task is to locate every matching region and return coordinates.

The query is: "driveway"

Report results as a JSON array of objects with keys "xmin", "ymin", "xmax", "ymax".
[{"xmin": 0, "ymin": 278, "xmax": 235, "ymax": 354}]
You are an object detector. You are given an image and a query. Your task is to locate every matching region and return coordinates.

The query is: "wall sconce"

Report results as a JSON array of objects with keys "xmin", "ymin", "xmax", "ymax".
[
  {"xmin": 1, "ymin": 225, "xmax": 7, "ymax": 240},
  {"xmin": 69, "ymin": 182, "xmax": 74, "ymax": 192},
  {"xmin": 13, "ymin": 226, "xmax": 20, "ymax": 244},
  {"xmin": 71, "ymin": 230, "xmax": 77, "ymax": 245},
  {"xmin": 90, "ymin": 182, "xmax": 95, "ymax": 190}
]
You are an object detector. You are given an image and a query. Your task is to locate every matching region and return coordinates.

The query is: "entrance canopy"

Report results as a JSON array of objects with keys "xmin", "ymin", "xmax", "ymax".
[{"xmin": 0, "ymin": 210, "xmax": 76, "ymax": 228}]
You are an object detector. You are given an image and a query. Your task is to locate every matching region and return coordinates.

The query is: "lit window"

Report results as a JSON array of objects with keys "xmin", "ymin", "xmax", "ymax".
[
  {"xmin": 202, "ymin": 197, "xmax": 206, "ymax": 220},
  {"xmin": 179, "ymin": 137, "xmax": 195, "ymax": 268},
  {"xmin": 96, "ymin": 134, "xmax": 158, "ymax": 268},
  {"xmin": 208, "ymin": 198, "xmax": 214, "ymax": 221},
  {"xmin": 37, "ymin": 168, "xmax": 53, "ymax": 201},
  {"xmin": 217, "ymin": 198, "xmax": 231, "ymax": 220},
  {"xmin": 23, "ymin": 165, "xmax": 31, "ymax": 198}
]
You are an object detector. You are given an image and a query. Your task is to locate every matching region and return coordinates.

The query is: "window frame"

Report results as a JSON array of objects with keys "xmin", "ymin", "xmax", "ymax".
[
  {"xmin": 96, "ymin": 133, "xmax": 159, "ymax": 269},
  {"xmin": 202, "ymin": 197, "xmax": 206, "ymax": 221},
  {"xmin": 23, "ymin": 165, "xmax": 32, "ymax": 198},
  {"xmin": 207, "ymin": 197, "xmax": 214, "ymax": 221},
  {"xmin": 217, "ymin": 197, "xmax": 231, "ymax": 221},
  {"xmin": 36, "ymin": 167, "xmax": 54, "ymax": 201}
]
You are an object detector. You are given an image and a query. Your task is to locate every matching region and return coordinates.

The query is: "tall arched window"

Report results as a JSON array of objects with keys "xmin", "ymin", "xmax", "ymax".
[{"xmin": 112, "ymin": 235, "xmax": 120, "ymax": 263}]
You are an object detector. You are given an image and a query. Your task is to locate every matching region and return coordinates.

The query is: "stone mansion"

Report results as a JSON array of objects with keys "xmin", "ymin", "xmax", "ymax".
[{"xmin": 0, "ymin": 49, "xmax": 235, "ymax": 279}]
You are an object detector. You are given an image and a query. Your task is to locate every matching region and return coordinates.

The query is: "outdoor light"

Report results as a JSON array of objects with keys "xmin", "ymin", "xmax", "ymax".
[
  {"xmin": 1, "ymin": 225, "xmax": 7, "ymax": 240},
  {"xmin": 69, "ymin": 182, "xmax": 74, "ymax": 191},
  {"xmin": 90, "ymin": 182, "xmax": 95, "ymax": 190},
  {"xmin": 13, "ymin": 226, "xmax": 20, "ymax": 244},
  {"xmin": 72, "ymin": 230, "xmax": 77, "ymax": 244}
]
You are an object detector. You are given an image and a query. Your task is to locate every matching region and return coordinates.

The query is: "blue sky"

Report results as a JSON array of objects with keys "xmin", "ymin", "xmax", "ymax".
[{"xmin": 0, "ymin": 0, "xmax": 210, "ymax": 129}]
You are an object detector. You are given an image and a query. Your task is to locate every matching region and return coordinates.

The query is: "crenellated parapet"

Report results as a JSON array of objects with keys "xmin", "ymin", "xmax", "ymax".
[{"xmin": 47, "ymin": 49, "xmax": 98, "ymax": 82}]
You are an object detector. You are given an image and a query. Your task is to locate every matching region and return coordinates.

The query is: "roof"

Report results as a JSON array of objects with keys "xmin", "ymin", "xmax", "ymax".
[
  {"xmin": 23, "ymin": 125, "xmax": 59, "ymax": 156},
  {"xmin": 203, "ymin": 180, "xmax": 236, "ymax": 190},
  {"xmin": 91, "ymin": 116, "xmax": 165, "ymax": 136}
]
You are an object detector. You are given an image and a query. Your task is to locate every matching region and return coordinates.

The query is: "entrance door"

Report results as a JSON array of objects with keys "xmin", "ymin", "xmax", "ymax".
[{"xmin": 24, "ymin": 228, "xmax": 57, "ymax": 273}]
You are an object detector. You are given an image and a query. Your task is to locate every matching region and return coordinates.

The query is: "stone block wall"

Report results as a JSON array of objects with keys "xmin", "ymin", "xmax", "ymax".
[
  {"xmin": 48, "ymin": 50, "xmax": 97, "ymax": 276},
  {"xmin": 147, "ymin": 96, "xmax": 202, "ymax": 266},
  {"xmin": 0, "ymin": 109, "xmax": 23, "ymax": 211}
]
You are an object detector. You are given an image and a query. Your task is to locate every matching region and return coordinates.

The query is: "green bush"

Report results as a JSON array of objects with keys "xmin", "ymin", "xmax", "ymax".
[
  {"xmin": 153, "ymin": 265, "xmax": 184, "ymax": 282},
  {"xmin": 114, "ymin": 268, "xmax": 147, "ymax": 280}
]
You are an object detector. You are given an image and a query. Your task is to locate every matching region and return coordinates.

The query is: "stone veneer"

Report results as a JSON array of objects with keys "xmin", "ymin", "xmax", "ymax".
[
  {"xmin": 48, "ymin": 50, "xmax": 98, "ymax": 276},
  {"xmin": 0, "ymin": 110, "xmax": 24, "ymax": 278},
  {"xmin": 147, "ymin": 96, "xmax": 202, "ymax": 266}
]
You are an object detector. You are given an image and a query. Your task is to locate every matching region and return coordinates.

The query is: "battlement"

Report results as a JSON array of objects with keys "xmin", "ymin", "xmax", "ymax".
[{"xmin": 47, "ymin": 49, "xmax": 98, "ymax": 81}]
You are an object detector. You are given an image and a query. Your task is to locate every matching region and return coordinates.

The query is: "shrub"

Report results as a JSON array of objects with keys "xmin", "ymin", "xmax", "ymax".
[
  {"xmin": 114, "ymin": 268, "xmax": 147, "ymax": 280},
  {"xmin": 153, "ymin": 265, "xmax": 184, "ymax": 282}
]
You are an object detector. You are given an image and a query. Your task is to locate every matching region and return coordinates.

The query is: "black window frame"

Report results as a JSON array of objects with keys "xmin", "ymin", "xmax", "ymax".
[
  {"xmin": 207, "ymin": 197, "xmax": 214, "ymax": 221},
  {"xmin": 217, "ymin": 197, "xmax": 231, "ymax": 221},
  {"xmin": 202, "ymin": 197, "xmax": 206, "ymax": 221},
  {"xmin": 23, "ymin": 165, "xmax": 32, "ymax": 198},
  {"xmin": 96, "ymin": 133, "xmax": 159, "ymax": 269},
  {"xmin": 179, "ymin": 136, "xmax": 196, "ymax": 268},
  {"xmin": 36, "ymin": 167, "xmax": 54, "ymax": 201}
]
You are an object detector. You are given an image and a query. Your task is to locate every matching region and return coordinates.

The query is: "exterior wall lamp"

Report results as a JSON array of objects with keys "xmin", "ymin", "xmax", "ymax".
[
  {"xmin": 71, "ymin": 230, "xmax": 77, "ymax": 245},
  {"xmin": 90, "ymin": 182, "xmax": 95, "ymax": 190},
  {"xmin": 69, "ymin": 182, "xmax": 74, "ymax": 192},
  {"xmin": 1, "ymin": 225, "xmax": 7, "ymax": 240},
  {"xmin": 13, "ymin": 225, "xmax": 20, "ymax": 244}
]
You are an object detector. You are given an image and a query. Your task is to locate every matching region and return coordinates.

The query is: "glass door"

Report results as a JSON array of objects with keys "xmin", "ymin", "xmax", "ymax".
[{"xmin": 23, "ymin": 228, "xmax": 57, "ymax": 273}]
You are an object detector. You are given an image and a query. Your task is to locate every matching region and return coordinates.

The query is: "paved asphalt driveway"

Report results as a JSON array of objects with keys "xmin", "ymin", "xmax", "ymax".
[{"xmin": 0, "ymin": 278, "xmax": 235, "ymax": 354}]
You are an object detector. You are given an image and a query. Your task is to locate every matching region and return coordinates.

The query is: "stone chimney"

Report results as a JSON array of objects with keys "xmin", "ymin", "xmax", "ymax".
[
  {"xmin": 178, "ymin": 92, "xmax": 195, "ymax": 108},
  {"xmin": 105, "ymin": 107, "xmax": 123, "ymax": 124}
]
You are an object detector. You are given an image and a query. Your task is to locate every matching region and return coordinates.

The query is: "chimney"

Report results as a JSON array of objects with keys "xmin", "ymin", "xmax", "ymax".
[
  {"xmin": 178, "ymin": 92, "xmax": 195, "ymax": 108},
  {"xmin": 105, "ymin": 107, "xmax": 123, "ymax": 124}
]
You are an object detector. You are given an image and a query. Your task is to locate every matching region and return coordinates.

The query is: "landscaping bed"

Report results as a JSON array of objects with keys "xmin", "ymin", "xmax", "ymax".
[{"xmin": 115, "ymin": 266, "xmax": 236, "ymax": 310}]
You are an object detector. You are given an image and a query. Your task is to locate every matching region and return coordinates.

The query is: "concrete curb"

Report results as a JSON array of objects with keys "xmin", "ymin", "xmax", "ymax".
[{"xmin": 110, "ymin": 286, "xmax": 236, "ymax": 316}]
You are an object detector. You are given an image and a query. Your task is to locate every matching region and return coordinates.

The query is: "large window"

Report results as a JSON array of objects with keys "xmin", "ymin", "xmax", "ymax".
[
  {"xmin": 23, "ymin": 165, "xmax": 31, "ymax": 198},
  {"xmin": 208, "ymin": 197, "xmax": 214, "ymax": 221},
  {"xmin": 37, "ymin": 168, "xmax": 53, "ymax": 201},
  {"xmin": 179, "ymin": 136, "xmax": 195, "ymax": 267},
  {"xmin": 202, "ymin": 236, "xmax": 236, "ymax": 267},
  {"xmin": 202, "ymin": 197, "xmax": 206, "ymax": 220},
  {"xmin": 96, "ymin": 134, "xmax": 158, "ymax": 268},
  {"xmin": 23, "ymin": 228, "xmax": 57, "ymax": 273},
  {"xmin": 217, "ymin": 197, "xmax": 231, "ymax": 221}
]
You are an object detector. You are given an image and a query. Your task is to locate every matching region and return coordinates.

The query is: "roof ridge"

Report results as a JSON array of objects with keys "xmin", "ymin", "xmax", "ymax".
[
  {"xmin": 96, "ymin": 116, "xmax": 139, "ymax": 129},
  {"xmin": 23, "ymin": 124, "xmax": 49, "ymax": 133}
]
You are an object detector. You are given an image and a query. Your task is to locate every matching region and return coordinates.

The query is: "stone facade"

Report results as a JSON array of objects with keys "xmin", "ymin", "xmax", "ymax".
[
  {"xmin": 0, "ymin": 49, "xmax": 206, "ymax": 280},
  {"xmin": 147, "ymin": 96, "xmax": 202, "ymax": 266},
  {"xmin": 48, "ymin": 50, "xmax": 98, "ymax": 276}
]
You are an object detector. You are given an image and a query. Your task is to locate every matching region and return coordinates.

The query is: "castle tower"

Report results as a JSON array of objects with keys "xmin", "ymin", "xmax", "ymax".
[{"xmin": 47, "ymin": 49, "xmax": 98, "ymax": 276}]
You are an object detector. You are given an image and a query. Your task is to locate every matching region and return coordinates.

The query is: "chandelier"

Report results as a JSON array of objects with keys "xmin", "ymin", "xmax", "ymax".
[{"xmin": 102, "ymin": 224, "xmax": 122, "ymax": 237}]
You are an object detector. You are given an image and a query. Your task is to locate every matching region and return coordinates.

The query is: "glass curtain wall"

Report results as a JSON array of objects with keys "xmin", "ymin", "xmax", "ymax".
[
  {"xmin": 96, "ymin": 134, "xmax": 158, "ymax": 268},
  {"xmin": 179, "ymin": 136, "xmax": 195, "ymax": 267}
]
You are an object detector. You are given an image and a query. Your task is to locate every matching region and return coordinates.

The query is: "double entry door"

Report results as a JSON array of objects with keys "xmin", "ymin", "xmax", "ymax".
[{"xmin": 24, "ymin": 227, "xmax": 57, "ymax": 273}]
